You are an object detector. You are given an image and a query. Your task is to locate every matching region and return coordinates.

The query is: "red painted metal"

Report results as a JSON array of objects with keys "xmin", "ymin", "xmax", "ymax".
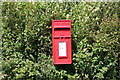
[{"xmin": 52, "ymin": 20, "xmax": 72, "ymax": 65}]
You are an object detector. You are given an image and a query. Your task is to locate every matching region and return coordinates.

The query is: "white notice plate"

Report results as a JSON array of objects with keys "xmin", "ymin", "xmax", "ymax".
[{"xmin": 59, "ymin": 42, "xmax": 66, "ymax": 56}]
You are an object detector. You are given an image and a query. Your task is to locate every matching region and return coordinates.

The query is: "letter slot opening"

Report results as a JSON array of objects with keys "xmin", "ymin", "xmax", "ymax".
[{"xmin": 54, "ymin": 28, "xmax": 71, "ymax": 37}]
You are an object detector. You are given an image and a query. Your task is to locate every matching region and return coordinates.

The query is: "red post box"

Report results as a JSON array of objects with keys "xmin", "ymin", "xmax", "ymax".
[{"xmin": 52, "ymin": 20, "xmax": 72, "ymax": 65}]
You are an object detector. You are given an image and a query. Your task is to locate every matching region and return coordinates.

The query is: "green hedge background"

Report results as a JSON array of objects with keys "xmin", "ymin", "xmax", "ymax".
[{"xmin": 2, "ymin": 2, "xmax": 120, "ymax": 80}]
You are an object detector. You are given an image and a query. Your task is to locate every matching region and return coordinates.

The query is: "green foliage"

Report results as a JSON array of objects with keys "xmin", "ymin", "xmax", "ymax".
[{"xmin": 2, "ymin": 2, "xmax": 119, "ymax": 80}]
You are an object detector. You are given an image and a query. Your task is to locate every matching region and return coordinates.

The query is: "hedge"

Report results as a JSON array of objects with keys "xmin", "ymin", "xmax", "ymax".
[{"xmin": 1, "ymin": 2, "xmax": 120, "ymax": 80}]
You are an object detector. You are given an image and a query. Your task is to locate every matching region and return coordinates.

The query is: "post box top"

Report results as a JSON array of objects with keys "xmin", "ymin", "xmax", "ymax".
[
  {"xmin": 52, "ymin": 20, "xmax": 71, "ymax": 28},
  {"xmin": 52, "ymin": 20, "xmax": 71, "ymax": 22}
]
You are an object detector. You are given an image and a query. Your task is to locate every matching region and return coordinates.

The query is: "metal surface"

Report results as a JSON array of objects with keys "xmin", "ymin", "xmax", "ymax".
[{"xmin": 52, "ymin": 20, "xmax": 72, "ymax": 65}]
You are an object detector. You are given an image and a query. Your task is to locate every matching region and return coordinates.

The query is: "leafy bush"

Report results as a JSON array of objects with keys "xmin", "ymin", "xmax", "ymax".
[{"xmin": 2, "ymin": 2, "xmax": 119, "ymax": 80}]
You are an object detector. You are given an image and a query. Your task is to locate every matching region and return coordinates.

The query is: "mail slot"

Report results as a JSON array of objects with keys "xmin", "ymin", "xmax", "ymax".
[{"xmin": 52, "ymin": 20, "xmax": 72, "ymax": 65}]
